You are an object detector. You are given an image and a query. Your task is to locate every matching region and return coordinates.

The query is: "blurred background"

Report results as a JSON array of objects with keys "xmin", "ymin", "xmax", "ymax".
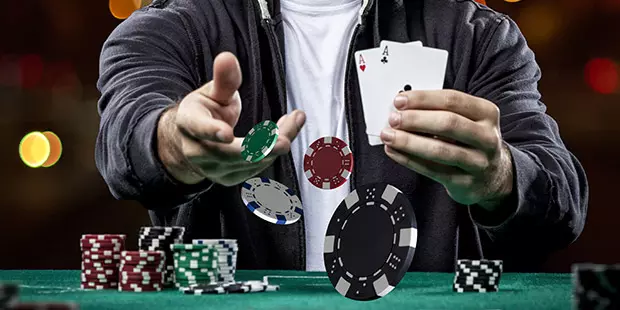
[{"xmin": 0, "ymin": 0, "xmax": 618, "ymax": 271}]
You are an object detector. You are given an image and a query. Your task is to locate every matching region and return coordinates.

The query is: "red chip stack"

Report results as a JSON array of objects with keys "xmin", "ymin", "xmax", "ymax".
[
  {"xmin": 119, "ymin": 251, "xmax": 165, "ymax": 292},
  {"xmin": 80, "ymin": 234, "xmax": 126, "ymax": 290}
]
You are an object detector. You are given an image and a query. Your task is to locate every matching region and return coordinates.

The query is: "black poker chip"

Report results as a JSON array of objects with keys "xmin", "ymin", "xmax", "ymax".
[
  {"xmin": 324, "ymin": 183, "xmax": 418, "ymax": 301},
  {"xmin": 453, "ymin": 277, "xmax": 500, "ymax": 286},
  {"xmin": 453, "ymin": 283, "xmax": 499, "ymax": 293},
  {"xmin": 0, "ymin": 283, "xmax": 19, "ymax": 309},
  {"xmin": 572, "ymin": 264, "xmax": 620, "ymax": 309}
]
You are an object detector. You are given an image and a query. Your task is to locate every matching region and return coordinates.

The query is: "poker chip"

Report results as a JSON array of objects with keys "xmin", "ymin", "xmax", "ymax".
[
  {"xmin": 80, "ymin": 234, "xmax": 125, "ymax": 290},
  {"xmin": 323, "ymin": 183, "xmax": 418, "ymax": 301},
  {"xmin": 0, "ymin": 283, "xmax": 19, "ymax": 309},
  {"xmin": 241, "ymin": 120, "xmax": 279, "ymax": 163},
  {"xmin": 118, "ymin": 250, "xmax": 166, "ymax": 293},
  {"xmin": 241, "ymin": 177, "xmax": 303, "ymax": 225},
  {"xmin": 138, "ymin": 227, "xmax": 185, "ymax": 287},
  {"xmin": 573, "ymin": 263, "xmax": 620, "ymax": 309},
  {"xmin": 171, "ymin": 243, "xmax": 219, "ymax": 289},
  {"xmin": 453, "ymin": 259, "xmax": 503, "ymax": 293},
  {"xmin": 118, "ymin": 282, "xmax": 162, "ymax": 292},
  {"xmin": 181, "ymin": 281, "xmax": 280, "ymax": 295},
  {"xmin": 303, "ymin": 136, "xmax": 353, "ymax": 190}
]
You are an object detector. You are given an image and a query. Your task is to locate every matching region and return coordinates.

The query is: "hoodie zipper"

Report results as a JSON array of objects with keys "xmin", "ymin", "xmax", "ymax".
[
  {"xmin": 256, "ymin": 0, "xmax": 374, "ymax": 268},
  {"xmin": 344, "ymin": 0, "xmax": 374, "ymax": 192}
]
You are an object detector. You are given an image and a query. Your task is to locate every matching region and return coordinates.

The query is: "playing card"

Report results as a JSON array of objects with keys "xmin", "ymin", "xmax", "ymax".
[
  {"xmin": 368, "ymin": 42, "xmax": 448, "ymax": 146},
  {"xmin": 355, "ymin": 47, "xmax": 383, "ymax": 143},
  {"xmin": 365, "ymin": 41, "xmax": 423, "ymax": 145}
]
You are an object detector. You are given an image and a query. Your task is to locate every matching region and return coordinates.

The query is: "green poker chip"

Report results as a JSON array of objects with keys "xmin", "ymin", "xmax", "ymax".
[{"xmin": 241, "ymin": 120, "xmax": 279, "ymax": 163}]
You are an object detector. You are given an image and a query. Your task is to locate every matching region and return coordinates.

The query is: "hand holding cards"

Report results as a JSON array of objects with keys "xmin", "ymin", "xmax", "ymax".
[{"xmin": 355, "ymin": 41, "xmax": 448, "ymax": 145}]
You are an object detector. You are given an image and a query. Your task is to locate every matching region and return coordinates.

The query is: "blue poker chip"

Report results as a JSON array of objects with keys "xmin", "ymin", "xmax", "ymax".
[{"xmin": 240, "ymin": 177, "xmax": 303, "ymax": 225}]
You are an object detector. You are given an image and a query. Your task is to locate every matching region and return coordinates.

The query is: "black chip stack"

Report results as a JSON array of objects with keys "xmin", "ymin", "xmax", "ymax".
[
  {"xmin": 0, "ymin": 283, "xmax": 19, "ymax": 309},
  {"xmin": 453, "ymin": 259, "xmax": 503, "ymax": 293},
  {"xmin": 573, "ymin": 263, "xmax": 620, "ymax": 309},
  {"xmin": 138, "ymin": 226, "xmax": 185, "ymax": 287}
]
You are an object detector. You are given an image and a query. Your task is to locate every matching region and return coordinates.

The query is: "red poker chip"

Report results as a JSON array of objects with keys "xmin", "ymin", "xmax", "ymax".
[
  {"xmin": 81, "ymin": 234, "xmax": 126, "ymax": 241},
  {"xmin": 120, "ymin": 278, "xmax": 164, "ymax": 285},
  {"xmin": 81, "ymin": 268, "xmax": 120, "ymax": 276},
  {"xmin": 121, "ymin": 271, "xmax": 164, "ymax": 278},
  {"xmin": 82, "ymin": 253, "xmax": 121, "ymax": 261},
  {"xmin": 120, "ymin": 259, "xmax": 165, "ymax": 267},
  {"xmin": 303, "ymin": 136, "xmax": 353, "ymax": 190},
  {"xmin": 81, "ymin": 238, "xmax": 123, "ymax": 245},
  {"xmin": 80, "ymin": 242, "xmax": 124, "ymax": 250},
  {"xmin": 81, "ymin": 261, "xmax": 119, "ymax": 269},
  {"xmin": 118, "ymin": 282, "xmax": 162, "ymax": 292},
  {"xmin": 81, "ymin": 275, "xmax": 118, "ymax": 283},
  {"xmin": 83, "ymin": 248, "xmax": 122, "ymax": 255},
  {"xmin": 81, "ymin": 281, "xmax": 118, "ymax": 290},
  {"xmin": 119, "ymin": 264, "xmax": 164, "ymax": 273}
]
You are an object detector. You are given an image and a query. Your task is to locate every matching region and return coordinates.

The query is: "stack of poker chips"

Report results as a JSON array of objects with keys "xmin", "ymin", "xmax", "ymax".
[
  {"xmin": 192, "ymin": 239, "xmax": 238, "ymax": 283},
  {"xmin": 119, "ymin": 251, "xmax": 165, "ymax": 292},
  {"xmin": 573, "ymin": 263, "xmax": 620, "ymax": 309},
  {"xmin": 138, "ymin": 226, "xmax": 185, "ymax": 286},
  {"xmin": 0, "ymin": 283, "xmax": 19, "ymax": 308},
  {"xmin": 171, "ymin": 244, "xmax": 219, "ymax": 289},
  {"xmin": 453, "ymin": 259, "xmax": 503, "ymax": 293},
  {"xmin": 80, "ymin": 234, "xmax": 125, "ymax": 290},
  {"xmin": 181, "ymin": 280, "xmax": 280, "ymax": 295}
]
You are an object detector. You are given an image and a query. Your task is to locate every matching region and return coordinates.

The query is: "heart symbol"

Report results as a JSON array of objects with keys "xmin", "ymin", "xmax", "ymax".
[{"xmin": 360, "ymin": 64, "xmax": 366, "ymax": 72}]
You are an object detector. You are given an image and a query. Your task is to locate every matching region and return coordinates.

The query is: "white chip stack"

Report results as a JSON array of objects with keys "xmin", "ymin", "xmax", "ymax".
[{"xmin": 192, "ymin": 239, "xmax": 238, "ymax": 283}]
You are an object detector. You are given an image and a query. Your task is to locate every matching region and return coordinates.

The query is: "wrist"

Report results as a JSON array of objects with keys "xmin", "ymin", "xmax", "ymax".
[
  {"xmin": 157, "ymin": 106, "xmax": 206, "ymax": 185},
  {"xmin": 477, "ymin": 142, "xmax": 514, "ymax": 211}
]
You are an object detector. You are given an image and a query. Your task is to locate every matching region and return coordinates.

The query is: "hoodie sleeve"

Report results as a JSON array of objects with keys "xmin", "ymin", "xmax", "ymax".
[
  {"xmin": 465, "ymin": 16, "xmax": 589, "ymax": 255},
  {"xmin": 95, "ymin": 8, "xmax": 213, "ymax": 211}
]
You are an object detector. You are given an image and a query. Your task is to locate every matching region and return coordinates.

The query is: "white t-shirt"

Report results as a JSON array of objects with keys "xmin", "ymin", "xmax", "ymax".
[{"xmin": 281, "ymin": 0, "xmax": 362, "ymax": 271}]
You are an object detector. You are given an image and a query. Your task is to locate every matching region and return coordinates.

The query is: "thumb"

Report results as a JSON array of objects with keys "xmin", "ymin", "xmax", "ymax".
[{"xmin": 198, "ymin": 52, "xmax": 243, "ymax": 105}]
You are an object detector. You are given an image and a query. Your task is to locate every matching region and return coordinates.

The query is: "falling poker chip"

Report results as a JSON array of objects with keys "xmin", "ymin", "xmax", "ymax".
[
  {"xmin": 303, "ymin": 136, "xmax": 353, "ymax": 190},
  {"xmin": 324, "ymin": 183, "xmax": 418, "ymax": 301},
  {"xmin": 241, "ymin": 177, "xmax": 303, "ymax": 225},
  {"xmin": 241, "ymin": 120, "xmax": 279, "ymax": 163}
]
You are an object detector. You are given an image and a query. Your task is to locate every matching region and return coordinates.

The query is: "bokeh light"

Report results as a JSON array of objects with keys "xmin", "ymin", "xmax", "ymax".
[
  {"xmin": 585, "ymin": 58, "xmax": 619, "ymax": 94},
  {"xmin": 19, "ymin": 132, "xmax": 51, "ymax": 168},
  {"xmin": 41, "ymin": 131, "xmax": 63, "ymax": 168},
  {"xmin": 516, "ymin": 3, "xmax": 562, "ymax": 47},
  {"xmin": 109, "ymin": 0, "xmax": 144, "ymax": 20}
]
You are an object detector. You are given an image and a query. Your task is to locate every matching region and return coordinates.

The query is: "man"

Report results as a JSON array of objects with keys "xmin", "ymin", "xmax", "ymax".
[{"xmin": 96, "ymin": 0, "xmax": 589, "ymax": 272}]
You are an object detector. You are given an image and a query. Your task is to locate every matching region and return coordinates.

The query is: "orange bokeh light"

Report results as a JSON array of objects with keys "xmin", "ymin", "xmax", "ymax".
[{"xmin": 41, "ymin": 131, "xmax": 63, "ymax": 168}]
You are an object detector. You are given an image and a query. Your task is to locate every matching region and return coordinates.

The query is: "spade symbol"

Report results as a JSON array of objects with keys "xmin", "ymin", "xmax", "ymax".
[{"xmin": 399, "ymin": 84, "xmax": 412, "ymax": 93}]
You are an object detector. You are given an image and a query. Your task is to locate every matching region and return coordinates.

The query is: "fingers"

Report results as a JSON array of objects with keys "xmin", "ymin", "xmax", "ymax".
[
  {"xmin": 176, "ymin": 99, "xmax": 235, "ymax": 143},
  {"xmin": 388, "ymin": 110, "xmax": 498, "ymax": 151},
  {"xmin": 196, "ymin": 52, "xmax": 243, "ymax": 105},
  {"xmin": 271, "ymin": 110, "xmax": 306, "ymax": 155},
  {"xmin": 395, "ymin": 90, "xmax": 499, "ymax": 122},
  {"xmin": 381, "ymin": 128, "xmax": 490, "ymax": 172},
  {"xmin": 384, "ymin": 145, "xmax": 467, "ymax": 185}
]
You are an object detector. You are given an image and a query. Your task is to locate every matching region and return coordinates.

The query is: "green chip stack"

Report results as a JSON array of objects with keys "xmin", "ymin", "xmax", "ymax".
[{"xmin": 170, "ymin": 244, "xmax": 219, "ymax": 289}]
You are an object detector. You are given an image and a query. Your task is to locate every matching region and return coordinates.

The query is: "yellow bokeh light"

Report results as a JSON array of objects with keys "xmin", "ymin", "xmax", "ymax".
[
  {"xmin": 516, "ymin": 3, "xmax": 562, "ymax": 46},
  {"xmin": 19, "ymin": 131, "xmax": 51, "ymax": 168},
  {"xmin": 41, "ymin": 131, "xmax": 63, "ymax": 168}
]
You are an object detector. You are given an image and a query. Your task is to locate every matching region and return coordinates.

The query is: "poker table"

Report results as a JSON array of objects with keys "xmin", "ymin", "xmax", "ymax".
[{"xmin": 0, "ymin": 270, "xmax": 572, "ymax": 309}]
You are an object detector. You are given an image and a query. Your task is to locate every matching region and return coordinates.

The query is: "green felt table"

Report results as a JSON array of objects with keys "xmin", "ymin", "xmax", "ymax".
[{"xmin": 0, "ymin": 270, "xmax": 572, "ymax": 309}]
